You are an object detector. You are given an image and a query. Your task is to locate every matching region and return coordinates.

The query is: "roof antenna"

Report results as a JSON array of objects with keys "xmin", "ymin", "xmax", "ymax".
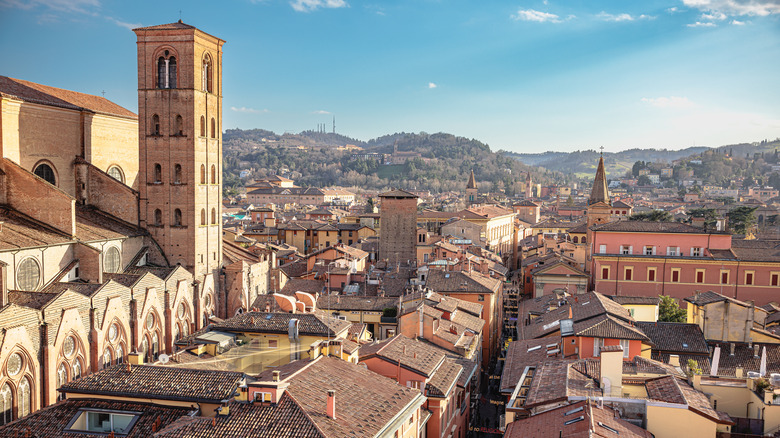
[
  {"xmin": 599, "ymin": 146, "xmax": 604, "ymax": 157},
  {"xmin": 179, "ymin": 10, "xmax": 183, "ymax": 22}
]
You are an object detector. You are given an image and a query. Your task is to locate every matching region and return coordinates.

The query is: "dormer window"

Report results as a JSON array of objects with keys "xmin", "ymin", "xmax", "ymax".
[
  {"xmin": 157, "ymin": 51, "xmax": 177, "ymax": 89},
  {"xmin": 65, "ymin": 409, "xmax": 140, "ymax": 435}
]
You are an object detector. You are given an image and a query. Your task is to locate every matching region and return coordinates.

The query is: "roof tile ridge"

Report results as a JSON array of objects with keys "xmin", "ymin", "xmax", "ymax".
[{"xmin": 281, "ymin": 390, "xmax": 329, "ymax": 438}]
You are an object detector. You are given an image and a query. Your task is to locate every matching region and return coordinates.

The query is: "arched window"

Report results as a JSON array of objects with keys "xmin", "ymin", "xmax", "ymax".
[
  {"xmin": 34, "ymin": 162, "xmax": 56, "ymax": 186},
  {"xmin": 103, "ymin": 347, "xmax": 112, "ymax": 369},
  {"xmin": 573, "ymin": 236, "xmax": 579, "ymax": 243},
  {"xmin": 17, "ymin": 257, "xmax": 41, "ymax": 291},
  {"xmin": 174, "ymin": 209, "xmax": 182, "ymax": 226},
  {"xmin": 104, "ymin": 246, "xmax": 121, "ymax": 273},
  {"xmin": 175, "ymin": 115, "xmax": 184, "ymax": 135},
  {"xmin": 0, "ymin": 383, "xmax": 12, "ymax": 425},
  {"xmin": 107, "ymin": 166, "xmax": 124, "ymax": 183},
  {"xmin": 140, "ymin": 337, "xmax": 149, "ymax": 361},
  {"xmin": 152, "ymin": 114, "xmax": 160, "ymax": 135},
  {"xmin": 200, "ymin": 116, "xmax": 205, "ymax": 137},
  {"xmin": 154, "ymin": 163, "xmax": 162, "ymax": 183},
  {"xmin": 57, "ymin": 363, "xmax": 68, "ymax": 401},
  {"xmin": 18, "ymin": 378, "xmax": 30, "ymax": 418},
  {"xmin": 200, "ymin": 165, "xmax": 206, "ymax": 184},
  {"xmin": 72, "ymin": 359, "xmax": 82, "ymax": 380},
  {"xmin": 211, "ymin": 165, "xmax": 216, "ymax": 184},
  {"xmin": 582, "ymin": 237, "xmax": 587, "ymax": 244},
  {"xmin": 201, "ymin": 209, "xmax": 206, "ymax": 226},
  {"xmin": 157, "ymin": 52, "xmax": 177, "ymax": 89},
  {"xmin": 154, "ymin": 209, "xmax": 162, "ymax": 226},
  {"xmin": 210, "ymin": 117, "xmax": 216, "ymax": 138},
  {"xmin": 174, "ymin": 164, "xmax": 182, "ymax": 184},
  {"xmin": 152, "ymin": 332, "xmax": 160, "ymax": 360},
  {"xmin": 202, "ymin": 54, "xmax": 213, "ymax": 93},
  {"xmin": 115, "ymin": 344, "xmax": 124, "ymax": 365},
  {"xmin": 211, "ymin": 208, "xmax": 216, "ymax": 225}
]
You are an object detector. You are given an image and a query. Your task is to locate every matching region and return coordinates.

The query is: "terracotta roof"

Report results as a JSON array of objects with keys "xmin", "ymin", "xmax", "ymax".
[
  {"xmin": 154, "ymin": 394, "xmax": 324, "ymax": 438},
  {"xmin": 8, "ymin": 290, "xmax": 59, "ymax": 309},
  {"xmin": 379, "ymin": 189, "xmax": 418, "ymax": 198},
  {"xmin": 133, "ymin": 21, "xmax": 197, "ymax": 31},
  {"xmin": 730, "ymin": 239, "xmax": 780, "ymax": 262},
  {"xmin": 359, "ymin": 335, "xmax": 446, "ymax": 378},
  {"xmin": 573, "ymin": 314, "xmax": 650, "ymax": 341},
  {"xmin": 425, "ymin": 269, "xmax": 501, "ymax": 294},
  {"xmin": 608, "ymin": 295, "xmax": 660, "ymax": 306},
  {"xmin": 212, "ymin": 311, "xmax": 351, "ymax": 337},
  {"xmin": 505, "ymin": 400, "xmax": 654, "ymax": 438},
  {"xmin": 636, "ymin": 322, "xmax": 708, "ymax": 354},
  {"xmin": 0, "ymin": 398, "xmax": 193, "ymax": 438},
  {"xmin": 103, "ymin": 273, "xmax": 144, "ymax": 288},
  {"xmin": 592, "ymin": 220, "xmax": 727, "ymax": 234},
  {"xmin": 317, "ymin": 296, "xmax": 397, "ymax": 312},
  {"xmin": 683, "ymin": 290, "xmax": 757, "ymax": 309},
  {"xmin": 0, "ymin": 207, "xmax": 73, "ymax": 250},
  {"xmin": 280, "ymin": 278, "xmax": 326, "ymax": 296},
  {"xmin": 425, "ymin": 359, "xmax": 462, "ymax": 398},
  {"xmin": 589, "ymin": 156, "xmax": 609, "ymax": 205},
  {"xmin": 645, "ymin": 375, "xmax": 732, "ymax": 424},
  {"xmin": 707, "ymin": 341, "xmax": 780, "ymax": 377},
  {"xmin": 0, "ymin": 75, "xmax": 136, "ymax": 119},
  {"xmin": 500, "ymin": 338, "xmax": 562, "ymax": 394},
  {"xmin": 60, "ymin": 364, "xmax": 242, "ymax": 403},
  {"xmin": 44, "ymin": 282, "xmax": 103, "ymax": 298},
  {"xmin": 75, "ymin": 206, "xmax": 145, "ymax": 242},
  {"xmin": 285, "ymin": 356, "xmax": 424, "ymax": 438}
]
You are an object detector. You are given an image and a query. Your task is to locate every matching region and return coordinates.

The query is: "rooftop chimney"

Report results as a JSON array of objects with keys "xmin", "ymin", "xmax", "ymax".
[
  {"xmin": 599, "ymin": 345, "xmax": 624, "ymax": 398},
  {"xmin": 754, "ymin": 344, "xmax": 760, "ymax": 357},
  {"xmin": 327, "ymin": 390, "xmax": 336, "ymax": 419},
  {"xmin": 730, "ymin": 343, "xmax": 735, "ymax": 356},
  {"xmin": 272, "ymin": 370, "xmax": 280, "ymax": 382}
]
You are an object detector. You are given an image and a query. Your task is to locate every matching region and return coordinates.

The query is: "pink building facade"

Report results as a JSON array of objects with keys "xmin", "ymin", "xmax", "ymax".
[{"xmin": 590, "ymin": 222, "xmax": 780, "ymax": 305}]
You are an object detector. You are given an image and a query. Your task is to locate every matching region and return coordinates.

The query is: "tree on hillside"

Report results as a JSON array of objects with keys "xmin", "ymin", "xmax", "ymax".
[
  {"xmin": 629, "ymin": 210, "xmax": 672, "ymax": 222},
  {"xmin": 728, "ymin": 206, "xmax": 758, "ymax": 235},
  {"xmin": 688, "ymin": 208, "xmax": 718, "ymax": 230},
  {"xmin": 659, "ymin": 295, "xmax": 686, "ymax": 322},
  {"xmin": 637, "ymin": 175, "xmax": 652, "ymax": 186},
  {"xmin": 365, "ymin": 197, "xmax": 375, "ymax": 213}
]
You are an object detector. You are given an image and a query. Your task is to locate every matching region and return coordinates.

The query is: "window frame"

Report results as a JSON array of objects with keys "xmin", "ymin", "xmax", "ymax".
[
  {"xmin": 671, "ymin": 268, "xmax": 681, "ymax": 283},
  {"xmin": 647, "ymin": 267, "xmax": 657, "ymax": 282}
]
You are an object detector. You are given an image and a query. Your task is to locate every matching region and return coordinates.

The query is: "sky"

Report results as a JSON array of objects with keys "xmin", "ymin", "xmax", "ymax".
[{"xmin": 1, "ymin": 0, "xmax": 779, "ymax": 153}]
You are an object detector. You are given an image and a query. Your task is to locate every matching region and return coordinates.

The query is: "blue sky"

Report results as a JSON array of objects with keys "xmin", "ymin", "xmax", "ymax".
[{"xmin": 1, "ymin": 0, "xmax": 778, "ymax": 153}]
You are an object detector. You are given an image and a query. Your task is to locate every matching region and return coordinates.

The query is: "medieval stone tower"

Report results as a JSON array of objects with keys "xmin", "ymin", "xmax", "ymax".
[
  {"xmin": 134, "ymin": 22, "xmax": 224, "ymax": 314},
  {"xmin": 585, "ymin": 155, "xmax": 612, "ymax": 273}
]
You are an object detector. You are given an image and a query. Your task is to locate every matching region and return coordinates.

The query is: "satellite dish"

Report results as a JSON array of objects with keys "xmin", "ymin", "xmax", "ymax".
[{"xmin": 159, "ymin": 354, "xmax": 170, "ymax": 364}]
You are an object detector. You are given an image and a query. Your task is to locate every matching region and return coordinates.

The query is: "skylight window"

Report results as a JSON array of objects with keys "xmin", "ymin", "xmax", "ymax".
[
  {"xmin": 598, "ymin": 421, "xmax": 620, "ymax": 434},
  {"xmin": 564, "ymin": 406, "xmax": 583, "ymax": 416},
  {"xmin": 564, "ymin": 415, "xmax": 585, "ymax": 425},
  {"xmin": 682, "ymin": 343, "xmax": 689, "ymax": 348},
  {"xmin": 65, "ymin": 409, "xmax": 141, "ymax": 435},
  {"xmin": 527, "ymin": 345, "xmax": 542, "ymax": 352}
]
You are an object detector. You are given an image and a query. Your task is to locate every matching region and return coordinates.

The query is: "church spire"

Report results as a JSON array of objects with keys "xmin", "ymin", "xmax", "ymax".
[
  {"xmin": 466, "ymin": 169, "xmax": 477, "ymax": 189},
  {"xmin": 589, "ymin": 156, "xmax": 609, "ymax": 205}
]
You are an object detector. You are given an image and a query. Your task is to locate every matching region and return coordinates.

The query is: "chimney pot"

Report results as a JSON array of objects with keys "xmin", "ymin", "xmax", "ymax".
[
  {"xmin": 272, "ymin": 370, "xmax": 280, "ymax": 382},
  {"xmin": 327, "ymin": 390, "xmax": 336, "ymax": 419},
  {"xmin": 730, "ymin": 343, "xmax": 735, "ymax": 356}
]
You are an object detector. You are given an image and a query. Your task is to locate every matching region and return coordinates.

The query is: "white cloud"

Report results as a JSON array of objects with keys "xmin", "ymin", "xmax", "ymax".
[
  {"xmin": 511, "ymin": 9, "xmax": 564, "ymax": 23},
  {"xmin": 731, "ymin": 19, "xmax": 746, "ymax": 24},
  {"xmin": 682, "ymin": 0, "xmax": 780, "ymax": 17},
  {"xmin": 428, "ymin": 82, "xmax": 437, "ymax": 89},
  {"xmin": 701, "ymin": 11, "xmax": 727, "ymax": 20},
  {"xmin": 641, "ymin": 96, "xmax": 696, "ymax": 109},
  {"xmin": 312, "ymin": 110, "xmax": 331, "ymax": 114},
  {"xmin": 667, "ymin": 6, "xmax": 681, "ymax": 13},
  {"xmin": 290, "ymin": 0, "xmax": 347, "ymax": 12},
  {"xmin": 686, "ymin": 20, "xmax": 717, "ymax": 26},
  {"xmin": 231, "ymin": 106, "xmax": 268, "ymax": 114},
  {"xmin": 105, "ymin": 16, "xmax": 140, "ymax": 30},
  {"xmin": 596, "ymin": 12, "xmax": 655, "ymax": 21}
]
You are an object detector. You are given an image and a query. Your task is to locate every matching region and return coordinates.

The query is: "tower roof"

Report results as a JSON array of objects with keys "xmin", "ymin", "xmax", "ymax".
[
  {"xmin": 467, "ymin": 170, "xmax": 477, "ymax": 189},
  {"xmin": 589, "ymin": 156, "xmax": 610, "ymax": 205}
]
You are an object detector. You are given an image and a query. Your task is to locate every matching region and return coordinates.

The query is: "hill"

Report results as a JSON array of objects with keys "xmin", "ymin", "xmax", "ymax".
[{"xmin": 222, "ymin": 129, "xmax": 558, "ymax": 196}]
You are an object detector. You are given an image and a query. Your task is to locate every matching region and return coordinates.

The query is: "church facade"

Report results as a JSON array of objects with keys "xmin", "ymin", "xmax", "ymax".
[{"xmin": 0, "ymin": 22, "xmax": 272, "ymax": 424}]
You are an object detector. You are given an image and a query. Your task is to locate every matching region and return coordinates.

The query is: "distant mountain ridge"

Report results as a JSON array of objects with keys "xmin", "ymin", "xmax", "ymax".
[{"xmin": 503, "ymin": 147, "xmax": 710, "ymax": 178}]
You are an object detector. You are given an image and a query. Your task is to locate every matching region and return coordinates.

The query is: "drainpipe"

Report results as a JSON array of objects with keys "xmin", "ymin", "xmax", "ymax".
[
  {"xmin": 734, "ymin": 260, "xmax": 741, "ymax": 300},
  {"xmin": 746, "ymin": 401, "xmax": 753, "ymax": 418}
]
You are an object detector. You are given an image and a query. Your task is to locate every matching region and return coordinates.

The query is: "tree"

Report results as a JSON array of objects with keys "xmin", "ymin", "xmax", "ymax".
[
  {"xmin": 686, "ymin": 359, "xmax": 703, "ymax": 377},
  {"xmin": 659, "ymin": 295, "xmax": 686, "ymax": 322},
  {"xmin": 637, "ymin": 175, "xmax": 652, "ymax": 186},
  {"xmin": 565, "ymin": 195, "xmax": 574, "ymax": 206},
  {"xmin": 728, "ymin": 206, "xmax": 758, "ymax": 235},
  {"xmin": 629, "ymin": 210, "xmax": 672, "ymax": 222}
]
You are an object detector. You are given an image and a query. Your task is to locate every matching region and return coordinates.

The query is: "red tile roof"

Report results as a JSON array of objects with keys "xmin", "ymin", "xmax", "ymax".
[{"xmin": 0, "ymin": 75, "xmax": 136, "ymax": 119}]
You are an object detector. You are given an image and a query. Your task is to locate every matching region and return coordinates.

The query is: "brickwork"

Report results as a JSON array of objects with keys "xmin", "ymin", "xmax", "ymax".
[{"xmin": 379, "ymin": 191, "xmax": 418, "ymax": 266}]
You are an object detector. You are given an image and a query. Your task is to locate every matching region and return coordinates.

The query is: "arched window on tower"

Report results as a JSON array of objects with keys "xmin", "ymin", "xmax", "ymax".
[
  {"xmin": 154, "ymin": 163, "xmax": 162, "ymax": 183},
  {"xmin": 157, "ymin": 52, "xmax": 177, "ymax": 89},
  {"xmin": 152, "ymin": 114, "xmax": 160, "ymax": 135},
  {"xmin": 200, "ymin": 164, "xmax": 206, "ymax": 184},
  {"xmin": 174, "ymin": 164, "xmax": 182, "ymax": 184},
  {"xmin": 201, "ymin": 209, "xmax": 206, "ymax": 226},
  {"xmin": 175, "ymin": 115, "xmax": 184, "ymax": 135},
  {"xmin": 211, "ymin": 208, "xmax": 216, "ymax": 225},
  {"xmin": 34, "ymin": 162, "xmax": 56, "ymax": 186},
  {"xmin": 200, "ymin": 116, "xmax": 205, "ymax": 137},
  {"xmin": 202, "ymin": 54, "xmax": 213, "ymax": 93},
  {"xmin": 154, "ymin": 209, "xmax": 162, "ymax": 226},
  {"xmin": 174, "ymin": 209, "xmax": 182, "ymax": 226},
  {"xmin": 211, "ymin": 165, "xmax": 216, "ymax": 184},
  {"xmin": 210, "ymin": 117, "xmax": 216, "ymax": 138}
]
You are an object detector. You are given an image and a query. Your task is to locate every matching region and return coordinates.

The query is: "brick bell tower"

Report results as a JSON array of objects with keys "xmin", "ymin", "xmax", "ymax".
[{"xmin": 134, "ymin": 21, "xmax": 225, "ymax": 321}]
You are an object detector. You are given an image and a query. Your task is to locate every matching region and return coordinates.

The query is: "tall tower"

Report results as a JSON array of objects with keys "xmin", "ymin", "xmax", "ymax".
[
  {"xmin": 379, "ymin": 189, "xmax": 418, "ymax": 267},
  {"xmin": 134, "ymin": 22, "xmax": 225, "ymax": 313},
  {"xmin": 525, "ymin": 172, "xmax": 532, "ymax": 198},
  {"xmin": 466, "ymin": 169, "xmax": 478, "ymax": 205},
  {"xmin": 586, "ymin": 155, "xmax": 612, "ymax": 274}
]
